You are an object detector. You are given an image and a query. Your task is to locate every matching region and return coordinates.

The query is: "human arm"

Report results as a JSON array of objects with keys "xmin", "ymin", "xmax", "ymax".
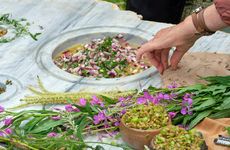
[{"xmin": 136, "ymin": 3, "xmax": 229, "ymax": 74}]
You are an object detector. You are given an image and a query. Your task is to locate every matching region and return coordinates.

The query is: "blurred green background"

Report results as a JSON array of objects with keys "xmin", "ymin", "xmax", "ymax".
[{"xmin": 103, "ymin": 0, "xmax": 213, "ymax": 20}]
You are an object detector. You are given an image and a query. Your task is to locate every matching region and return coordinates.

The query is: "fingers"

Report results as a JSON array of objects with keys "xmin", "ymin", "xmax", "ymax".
[
  {"xmin": 170, "ymin": 48, "xmax": 187, "ymax": 70},
  {"xmin": 161, "ymin": 49, "xmax": 170, "ymax": 71},
  {"xmin": 145, "ymin": 51, "xmax": 164, "ymax": 74},
  {"xmin": 145, "ymin": 52, "xmax": 160, "ymax": 68},
  {"xmin": 136, "ymin": 42, "xmax": 159, "ymax": 62}
]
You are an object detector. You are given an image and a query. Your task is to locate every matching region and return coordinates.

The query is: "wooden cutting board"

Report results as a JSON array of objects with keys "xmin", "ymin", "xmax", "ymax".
[{"xmin": 162, "ymin": 52, "xmax": 230, "ymax": 87}]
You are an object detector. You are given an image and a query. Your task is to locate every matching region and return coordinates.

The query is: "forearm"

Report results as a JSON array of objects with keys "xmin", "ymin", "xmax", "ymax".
[
  {"xmin": 204, "ymin": 4, "xmax": 228, "ymax": 31},
  {"xmin": 179, "ymin": 4, "xmax": 228, "ymax": 37}
]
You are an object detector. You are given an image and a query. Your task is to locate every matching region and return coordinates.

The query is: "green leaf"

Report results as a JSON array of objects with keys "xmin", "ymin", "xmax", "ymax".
[
  {"xmin": 203, "ymin": 76, "xmax": 230, "ymax": 86},
  {"xmin": 192, "ymin": 98, "xmax": 216, "ymax": 111},
  {"xmin": 215, "ymin": 97, "xmax": 230, "ymax": 110},
  {"xmin": 223, "ymin": 91, "xmax": 230, "ymax": 96},
  {"xmin": 189, "ymin": 110, "xmax": 213, "ymax": 129},
  {"xmin": 24, "ymin": 116, "xmax": 45, "ymax": 132},
  {"xmin": 166, "ymin": 104, "xmax": 181, "ymax": 112},
  {"xmin": 30, "ymin": 119, "xmax": 64, "ymax": 134},
  {"xmin": 76, "ymin": 116, "xmax": 90, "ymax": 141},
  {"xmin": 172, "ymin": 115, "xmax": 184, "ymax": 125},
  {"xmin": 100, "ymin": 95, "xmax": 116, "ymax": 105},
  {"xmin": 182, "ymin": 114, "xmax": 195, "ymax": 126},
  {"xmin": 209, "ymin": 109, "xmax": 230, "ymax": 119},
  {"xmin": 177, "ymin": 84, "xmax": 204, "ymax": 94}
]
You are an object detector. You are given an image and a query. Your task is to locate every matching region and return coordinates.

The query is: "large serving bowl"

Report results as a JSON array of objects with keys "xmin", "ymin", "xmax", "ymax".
[{"xmin": 37, "ymin": 26, "xmax": 157, "ymax": 87}]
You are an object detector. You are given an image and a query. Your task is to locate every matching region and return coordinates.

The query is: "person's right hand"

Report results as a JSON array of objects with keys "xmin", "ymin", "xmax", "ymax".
[{"xmin": 136, "ymin": 16, "xmax": 201, "ymax": 74}]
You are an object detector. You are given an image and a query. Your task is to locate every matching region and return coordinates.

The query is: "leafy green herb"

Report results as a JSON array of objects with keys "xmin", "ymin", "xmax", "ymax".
[{"xmin": 0, "ymin": 13, "xmax": 41, "ymax": 43}]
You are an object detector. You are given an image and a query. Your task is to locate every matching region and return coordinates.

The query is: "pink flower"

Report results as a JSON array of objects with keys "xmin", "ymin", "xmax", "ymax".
[
  {"xmin": 65, "ymin": 104, "xmax": 73, "ymax": 112},
  {"xmin": 0, "ymin": 106, "xmax": 4, "ymax": 113},
  {"xmin": 4, "ymin": 118, "xmax": 13, "ymax": 126},
  {"xmin": 167, "ymin": 82, "xmax": 177, "ymax": 89},
  {"xmin": 108, "ymin": 70, "xmax": 117, "ymax": 78},
  {"xmin": 51, "ymin": 116, "xmax": 61, "ymax": 120},
  {"xmin": 4, "ymin": 128, "xmax": 12, "ymax": 135},
  {"xmin": 0, "ymin": 131, "xmax": 4, "ymax": 137},
  {"xmin": 121, "ymin": 109, "xmax": 126, "ymax": 115},
  {"xmin": 181, "ymin": 107, "xmax": 187, "ymax": 115},
  {"xmin": 90, "ymin": 96, "xmax": 104, "ymax": 107},
  {"xmin": 180, "ymin": 106, "xmax": 192, "ymax": 115},
  {"xmin": 93, "ymin": 111, "xmax": 107, "ymax": 125},
  {"xmin": 137, "ymin": 97, "xmax": 147, "ymax": 104},
  {"xmin": 118, "ymin": 97, "xmax": 126, "ymax": 102},
  {"xmin": 65, "ymin": 104, "xmax": 79, "ymax": 112},
  {"xmin": 168, "ymin": 112, "xmax": 177, "ymax": 119},
  {"xmin": 79, "ymin": 98, "xmax": 87, "ymax": 107},
  {"xmin": 47, "ymin": 132, "xmax": 57, "ymax": 137},
  {"xmin": 183, "ymin": 93, "xmax": 193, "ymax": 105},
  {"xmin": 114, "ymin": 121, "xmax": 120, "ymax": 126}
]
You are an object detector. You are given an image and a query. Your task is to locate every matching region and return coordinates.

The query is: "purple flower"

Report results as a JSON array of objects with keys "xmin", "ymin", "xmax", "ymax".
[
  {"xmin": 183, "ymin": 93, "xmax": 193, "ymax": 105},
  {"xmin": 167, "ymin": 82, "xmax": 177, "ymax": 89},
  {"xmin": 93, "ymin": 111, "xmax": 107, "ymax": 125},
  {"xmin": 137, "ymin": 97, "xmax": 147, "ymax": 104},
  {"xmin": 121, "ymin": 109, "xmax": 126, "ymax": 115},
  {"xmin": 4, "ymin": 128, "xmax": 12, "ymax": 135},
  {"xmin": 118, "ymin": 97, "xmax": 126, "ymax": 102},
  {"xmin": 181, "ymin": 107, "xmax": 187, "ymax": 115},
  {"xmin": 108, "ymin": 70, "xmax": 117, "ymax": 77},
  {"xmin": 0, "ymin": 106, "xmax": 4, "ymax": 113},
  {"xmin": 168, "ymin": 112, "xmax": 177, "ymax": 119},
  {"xmin": 51, "ymin": 116, "xmax": 61, "ymax": 120},
  {"xmin": 65, "ymin": 104, "xmax": 79, "ymax": 112},
  {"xmin": 65, "ymin": 104, "xmax": 74, "ymax": 112},
  {"xmin": 47, "ymin": 132, "xmax": 57, "ymax": 137},
  {"xmin": 79, "ymin": 98, "xmax": 87, "ymax": 106},
  {"xmin": 163, "ymin": 94, "xmax": 171, "ymax": 100},
  {"xmin": 143, "ymin": 91, "xmax": 154, "ymax": 100},
  {"xmin": 0, "ymin": 131, "xmax": 4, "ymax": 137},
  {"xmin": 114, "ymin": 121, "xmax": 120, "ymax": 126},
  {"xmin": 4, "ymin": 118, "xmax": 13, "ymax": 126},
  {"xmin": 157, "ymin": 93, "xmax": 164, "ymax": 100},
  {"xmin": 90, "ymin": 96, "xmax": 104, "ymax": 107},
  {"xmin": 180, "ymin": 106, "xmax": 192, "ymax": 115}
]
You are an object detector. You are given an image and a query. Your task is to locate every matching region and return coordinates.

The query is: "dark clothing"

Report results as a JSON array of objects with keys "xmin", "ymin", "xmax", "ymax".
[{"xmin": 126, "ymin": 0, "xmax": 186, "ymax": 24}]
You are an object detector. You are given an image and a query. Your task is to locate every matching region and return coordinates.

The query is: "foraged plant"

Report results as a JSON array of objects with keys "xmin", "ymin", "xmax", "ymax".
[
  {"xmin": 54, "ymin": 34, "xmax": 149, "ymax": 78},
  {"xmin": 123, "ymin": 104, "xmax": 169, "ymax": 130},
  {"xmin": 0, "ymin": 14, "xmax": 41, "ymax": 43},
  {"xmin": 153, "ymin": 125, "xmax": 204, "ymax": 150}
]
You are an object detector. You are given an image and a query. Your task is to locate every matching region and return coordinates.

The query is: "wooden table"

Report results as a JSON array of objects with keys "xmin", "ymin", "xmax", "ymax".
[{"xmin": 0, "ymin": 0, "xmax": 230, "ymax": 109}]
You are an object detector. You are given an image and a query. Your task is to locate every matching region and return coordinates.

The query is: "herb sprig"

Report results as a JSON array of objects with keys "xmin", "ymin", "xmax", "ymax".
[{"xmin": 0, "ymin": 14, "xmax": 41, "ymax": 43}]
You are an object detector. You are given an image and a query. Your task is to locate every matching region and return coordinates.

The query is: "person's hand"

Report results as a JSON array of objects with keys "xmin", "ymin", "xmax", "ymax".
[{"xmin": 136, "ymin": 16, "xmax": 201, "ymax": 74}]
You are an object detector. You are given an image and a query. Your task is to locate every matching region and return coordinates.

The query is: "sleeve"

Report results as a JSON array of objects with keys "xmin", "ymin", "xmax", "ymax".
[{"xmin": 214, "ymin": 0, "xmax": 230, "ymax": 25}]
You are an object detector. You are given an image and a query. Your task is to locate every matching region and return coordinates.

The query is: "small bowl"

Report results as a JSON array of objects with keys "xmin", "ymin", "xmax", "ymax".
[
  {"xmin": 119, "ymin": 116, "xmax": 170, "ymax": 150},
  {"xmin": 150, "ymin": 133, "xmax": 208, "ymax": 150}
]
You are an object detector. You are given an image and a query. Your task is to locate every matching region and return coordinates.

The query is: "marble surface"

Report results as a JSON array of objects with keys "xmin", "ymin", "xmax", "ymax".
[
  {"xmin": 0, "ymin": 0, "xmax": 230, "ymax": 109},
  {"xmin": 0, "ymin": 0, "xmax": 230, "ymax": 149}
]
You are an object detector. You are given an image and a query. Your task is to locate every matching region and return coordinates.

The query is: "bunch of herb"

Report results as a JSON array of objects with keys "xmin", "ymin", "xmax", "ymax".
[
  {"xmin": 0, "ymin": 96, "xmax": 133, "ymax": 149},
  {"xmin": 153, "ymin": 125, "xmax": 204, "ymax": 150},
  {"xmin": 0, "ymin": 14, "xmax": 41, "ymax": 43},
  {"xmin": 54, "ymin": 34, "xmax": 149, "ymax": 78},
  {"xmin": 19, "ymin": 75, "xmax": 230, "ymax": 130},
  {"xmin": 123, "ymin": 104, "xmax": 169, "ymax": 130}
]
